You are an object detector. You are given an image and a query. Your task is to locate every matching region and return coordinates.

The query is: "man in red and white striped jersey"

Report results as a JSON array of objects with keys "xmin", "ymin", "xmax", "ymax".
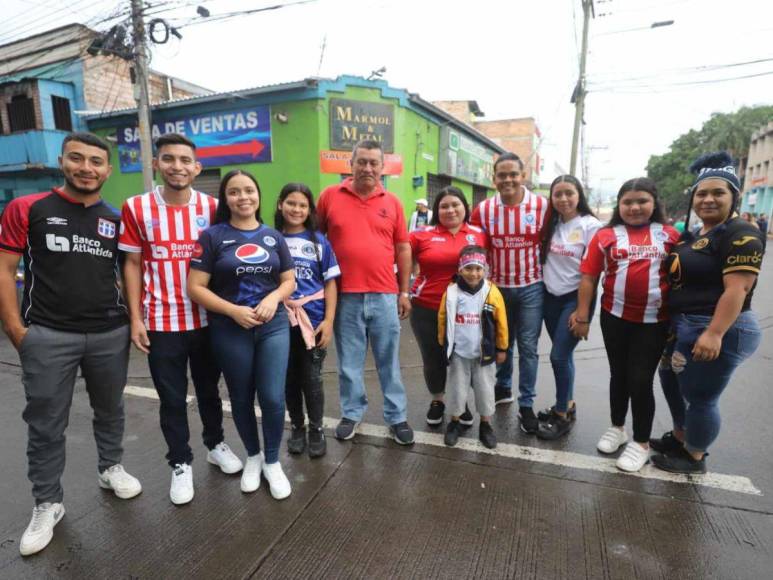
[
  {"xmin": 471, "ymin": 153, "xmax": 548, "ymax": 433},
  {"xmin": 119, "ymin": 133, "xmax": 241, "ymax": 505}
]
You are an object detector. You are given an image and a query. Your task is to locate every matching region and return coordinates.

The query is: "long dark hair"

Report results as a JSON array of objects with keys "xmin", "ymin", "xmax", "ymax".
[
  {"xmin": 274, "ymin": 182, "xmax": 323, "ymax": 266},
  {"xmin": 430, "ymin": 186, "xmax": 470, "ymax": 226},
  {"xmin": 274, "ymin": 182, "xmax": 318, "ymax": 233},
  {"xmin": 540, "ymin": 174, "xmax": 595, "ymax": 264},
  {"xmin": 606, "ymin": 177, "xmax": 665, "ymax": 227},
  {"xmin": 214, "ymin": 169, "xmax": 261, "ymax": 225}
]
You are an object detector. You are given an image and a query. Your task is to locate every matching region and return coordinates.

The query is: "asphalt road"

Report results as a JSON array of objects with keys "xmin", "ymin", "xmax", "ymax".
[{"xmin": 0, "ymin": 264, "xmax": 771, "ymax": 578}]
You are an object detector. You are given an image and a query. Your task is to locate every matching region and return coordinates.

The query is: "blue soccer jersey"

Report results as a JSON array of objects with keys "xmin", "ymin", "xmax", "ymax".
[
  {"xmin": 191, "ymin": 223, "xmax": 294, "ymax": 318},
  {"xmin": 284, "ymin": 230, "xmax": 340, "ymax": 328}
]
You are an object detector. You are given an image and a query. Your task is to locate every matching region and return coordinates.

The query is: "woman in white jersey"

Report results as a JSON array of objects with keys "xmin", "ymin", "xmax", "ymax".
[{"xmin": 537, "ymin": 175, "xmax": 601, "ymax": 440}]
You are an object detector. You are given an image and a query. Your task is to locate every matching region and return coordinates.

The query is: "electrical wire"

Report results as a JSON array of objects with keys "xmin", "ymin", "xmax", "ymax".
[
  {"xmin": 0, "ymin": 0, "xmax": 108, "ymax": 46},
  {"xmin": 166, "ymin": 0, "xmax": 318, "ymax": 29}
]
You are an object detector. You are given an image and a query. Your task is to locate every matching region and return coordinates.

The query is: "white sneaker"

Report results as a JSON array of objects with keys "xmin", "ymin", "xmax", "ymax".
[
  {"xmin": 596, "ymin": 427, "xmax": 628, "ymax": 454},
  {"xmin": 262, "ymin": 461, "xmax": 291, "ymax": 500},
  {"xmin": 207, "ymin": 442, "xmax": 243, "ymax": 474},
  {"xmin": 170, "ymin": 464, "xmax": 194, "ymax": 505},
  {"xmin": 616, "ymin": 442, "xmax": 650, "ymax": 472},
  {"xmin": 97, "ymin": 464, "xmax": 142, "ymax": 499},
  {"xmin": 241, "ymin": 453, "xmax": 263, "ymax": 493},
  {"xmin": 20, "ymin": 502, "xmax": 65, "ymax": 556}
]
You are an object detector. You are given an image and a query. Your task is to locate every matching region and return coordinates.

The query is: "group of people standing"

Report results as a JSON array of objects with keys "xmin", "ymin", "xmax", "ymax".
[{"xmin": 0, "ymin": 130, "xmax": 764, "ymax": 558}]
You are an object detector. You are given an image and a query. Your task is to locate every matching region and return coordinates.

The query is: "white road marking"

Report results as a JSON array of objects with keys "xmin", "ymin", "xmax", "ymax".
[{"xmin": 123, "ymin": 385, "xmax": 762, "ymax": 496}]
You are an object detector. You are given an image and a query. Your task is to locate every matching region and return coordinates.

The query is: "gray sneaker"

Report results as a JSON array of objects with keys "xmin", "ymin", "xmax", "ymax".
[
  {"xmin": 390, "ymin": 421, "xmax": 415, "ymax": 445},
  {"xmin": 335, "ymin": 418, "xmax": 359, "ymax": 440}
]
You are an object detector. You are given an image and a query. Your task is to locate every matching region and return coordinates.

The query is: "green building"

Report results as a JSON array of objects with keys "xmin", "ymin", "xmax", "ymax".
[{"xmin": 85, "ymin": 75, "xmax": 504, "ymax": 220}]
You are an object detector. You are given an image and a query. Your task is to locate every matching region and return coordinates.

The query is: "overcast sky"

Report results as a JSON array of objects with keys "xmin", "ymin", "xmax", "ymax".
[{"xmin": 3, "ymin": 0, "xmax": 773, "ymax": 195}]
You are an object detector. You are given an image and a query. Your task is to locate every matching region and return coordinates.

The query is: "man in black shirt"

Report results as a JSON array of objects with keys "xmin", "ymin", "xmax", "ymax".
[{"xmin": 0, "ymin": 133, "xmax": 141, "ymax": 556}]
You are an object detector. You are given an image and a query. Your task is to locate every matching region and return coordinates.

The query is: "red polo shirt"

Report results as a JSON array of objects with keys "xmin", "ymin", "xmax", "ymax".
[
  {"xmin": 317, "ymin": 178, "xmax": 409, "ymax": 293},
  {"xmin": 410, "ymin": 223, "xmax": 488, "ymax": 310}
]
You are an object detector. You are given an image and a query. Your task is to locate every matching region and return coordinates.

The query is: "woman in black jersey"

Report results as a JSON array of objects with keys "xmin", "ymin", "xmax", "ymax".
[{"xmin": 651, "ymin": 152, "xmax": 764, "ymax": 474}]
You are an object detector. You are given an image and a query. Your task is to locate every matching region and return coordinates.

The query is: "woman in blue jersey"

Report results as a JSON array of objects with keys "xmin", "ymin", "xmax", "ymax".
[
  {"xmin": 188, "ymin": 169, "xmax": 295, "ymax": 500},
  {"xmin": 275, "ymin": 183, "xmax": 340, "ymax": 459}
]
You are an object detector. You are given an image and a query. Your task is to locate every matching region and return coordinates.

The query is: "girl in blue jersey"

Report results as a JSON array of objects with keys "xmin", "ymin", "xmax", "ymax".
[
  {"xmin": 188, "ymin": 170, "xmax": 295, "ymax": 500},
  {"xmin": 275, "ymin": 183, "xmax": 340, "ymax": 458}
]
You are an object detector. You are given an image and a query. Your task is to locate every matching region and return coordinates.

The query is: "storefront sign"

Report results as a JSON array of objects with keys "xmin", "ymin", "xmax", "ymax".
[
  {"xmin": 319, "ymin": 150, "xmax": 403, "ymax": 175},
  {"xmin": 117, "ymin": 106, "xmax": 272, "ymax": 173},
  {"xmin": 330, "ymin": 99, "xmax": 394, "ymax": 152},
  {"xmin": 439, "ymin": 127, "xmax": 495, "ymax": 187}
]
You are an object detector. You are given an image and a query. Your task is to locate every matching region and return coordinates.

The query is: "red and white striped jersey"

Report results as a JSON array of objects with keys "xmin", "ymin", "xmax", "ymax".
[
  {"xmin": 118, "ymin": 187, "xmax": 217, "ymax": 332},
  {"xmin": 470, "ymin": 189, "xmax": 548, "ymax": 288},
  {"xmin": 580, "ymin": 223, "xmax": 679, "ymax": 323}
]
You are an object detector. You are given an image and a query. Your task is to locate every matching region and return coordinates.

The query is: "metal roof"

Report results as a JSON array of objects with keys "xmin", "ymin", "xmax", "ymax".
[{"xmin": 0, "ymin": 24, "xmax": 93, "ymax": 78}]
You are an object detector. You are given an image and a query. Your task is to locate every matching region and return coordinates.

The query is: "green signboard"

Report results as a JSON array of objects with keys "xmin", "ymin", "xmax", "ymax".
[{"xmin": 439, "ymin": 127, "xmax": 494, "ymax": 187}]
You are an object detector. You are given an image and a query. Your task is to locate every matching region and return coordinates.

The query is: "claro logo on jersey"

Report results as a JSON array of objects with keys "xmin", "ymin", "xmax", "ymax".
[
  {"xmin": 45, "ymin": 234, "xmax": 113, "ymax": 258},
  {"xmin": 234, "ymin": 243, "xmax": 272, "ymax": 275}
]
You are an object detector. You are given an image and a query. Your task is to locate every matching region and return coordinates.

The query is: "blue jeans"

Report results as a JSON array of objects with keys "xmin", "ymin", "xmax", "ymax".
[
  {"xmin": 497, "ymin": 282, "xmax": 544, "ymax": 407},
  {"xmin": 658, "ymin": 330, "xmax": 686, "ymax": 431},
  {"xmin": 209, "ymin": 310, "xmax": 290, "ymax": 464},
  {"xmin": 334, "ymin": 293, "xmax": 407, "ymax": 425},
  {"xmin": 543, "ymin": 289, "xmax": 583, "ymax": 413},
  {"xmin": 672, "ymin": 311, "xmax": 761, "ymax": 453}
]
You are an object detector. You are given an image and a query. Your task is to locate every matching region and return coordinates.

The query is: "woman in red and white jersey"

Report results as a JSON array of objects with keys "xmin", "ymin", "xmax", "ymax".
[
  {"xmin": 409, "ymin": 187, "xmax": 487, "ymax": 427},
  {"xmin": 572, "ymin": 178, "xmax": 679, "ymax": 472}
]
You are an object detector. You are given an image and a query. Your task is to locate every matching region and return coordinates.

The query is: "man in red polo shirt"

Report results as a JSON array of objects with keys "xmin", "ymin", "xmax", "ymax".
[{"xmin": 317, "ymin": 139, "xmax": 414, "ymax": 445}]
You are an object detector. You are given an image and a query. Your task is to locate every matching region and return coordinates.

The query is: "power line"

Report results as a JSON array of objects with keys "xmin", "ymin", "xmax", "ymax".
[
  {"xmin": 167, "ymin": 0, "xmax": 319, "ymax": 29},
  {"xmin": 589, "ymin": 69, "xmax": 773, "ymax": 93},
  {"xmin": 0, "ymin": 0, "xmax": 109, "ymax": 46},
  {"xmin": 589, "ymin": 55, "xmax": 773, "ymax": 85}
]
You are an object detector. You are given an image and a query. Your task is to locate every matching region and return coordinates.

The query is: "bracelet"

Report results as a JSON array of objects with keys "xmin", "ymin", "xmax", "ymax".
[
  {"xmin": 400, "ymin": 292, "xmax": 410, "ymax": 298},
  {"xmin": 575, "ymin": 319, "xmax": 589, "ymax": 324}
]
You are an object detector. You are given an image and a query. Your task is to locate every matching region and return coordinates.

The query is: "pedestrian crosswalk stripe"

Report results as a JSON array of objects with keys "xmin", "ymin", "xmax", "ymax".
[{"xmin": 123, "ymin": 385, "xmax": 762, "ymax": 496}]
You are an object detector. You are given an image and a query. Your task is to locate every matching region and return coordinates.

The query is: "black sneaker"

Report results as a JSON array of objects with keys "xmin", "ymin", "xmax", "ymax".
[
  {"xmin": 651, "ymin": 448, "xmax": 707, "ymax": 474},
  {"xmin": 426, "ymin": 400, "xmax": 445, "ymax": 426},
  {"xmin": 390, "ymin": 421, "xmax": 415, "ymax": 445},
  {"xmin": 649, "ymin": 431, "xmax": 684, "ymax": 455},
  {"xmin": 518, "ymin": 407, "xmax": 539, "ymax": 434},
  {"xmin": 536, "ymin": 415, "xmax": 574, "ymax": 440},
  {"xmin": 287, "ymin": 426, "xmax": 306, "ymax": 454},
  {"xmin": 307, "ymin": 426, "xmax": 326, "ymax": 458},
  {"xmin": 479, "ymin": 421, "xmax": 497, "ymax": 449},
  {"xmin": 537, "ymin": 403, "xmax": 577, "ymax": 422},
  {"xmin": 459, "ymin": 405, "xmax": 474, "ymax": 427},
  {"xmin": 444, "ymin": 420, "xmax": 462, "ymax": 447},
  {"xmin": 335, "ymin": 418, "xmax": 359, "ymax": 441},
  {"xmin": 495, "ymin": 386, "xmax": 514, "ymax": 406}
]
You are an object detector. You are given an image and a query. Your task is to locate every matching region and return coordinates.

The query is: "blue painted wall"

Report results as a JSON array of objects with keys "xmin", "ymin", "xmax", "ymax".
[{"xmin": 38, "ymin": 79, "xmax": 79, "ymax": 131}]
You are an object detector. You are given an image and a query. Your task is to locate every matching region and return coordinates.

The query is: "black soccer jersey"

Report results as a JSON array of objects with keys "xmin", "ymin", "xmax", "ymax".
[
  {"xmin": 0, "ymin": 188, "xmax": 128, "ymax": 332},
  {"xmin": 667, "ymin": 218, "xmax": 765, "ymax": 315}
]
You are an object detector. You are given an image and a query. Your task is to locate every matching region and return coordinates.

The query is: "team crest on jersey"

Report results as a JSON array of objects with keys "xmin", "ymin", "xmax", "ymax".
[
  {"xmin": 196, "ymin": 216, "xmax": 208, "ymax": 229},
  {"xmin": 568, "ymin": 229, "xmax": 582, "ymax": 244},
  {"xmin": 466, "ymin": 234, "xmax": 477, "ymax": 244},
  {"xmin": 523, "ymin": 213, "xmax": 536, "ymax": 226},
  {"xmin": 301, "ymin": 241, "xmax": 318, "ymax": 258},
  {"xmin": 97, "ymin": 218, "xmax": 116, "ymax": 239},
  {"xmin": 263, "ymin": 236, "xmax": 277, "ymax": 247},
  {"xmin": 691, "ymin": 238, "xmax": 709, "ymax": 250},
  {"xmin": 654, "ymin": 230, "xmax": 669, "ymax": 242}
]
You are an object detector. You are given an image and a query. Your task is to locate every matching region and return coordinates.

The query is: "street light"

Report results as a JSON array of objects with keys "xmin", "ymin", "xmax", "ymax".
[
  {"xmin": 595, "ymin": 19, "xmax": 675, "ymax": 36},
  {"xmin": 569, "ymin": 0, "xmax": 675, "ymax": 174}
]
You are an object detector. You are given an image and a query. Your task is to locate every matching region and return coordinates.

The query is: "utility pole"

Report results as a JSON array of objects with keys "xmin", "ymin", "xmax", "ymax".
[
  {"xmin": 570, "ymin": 0, "xmax": 593, "ymax": 176},
  {"xmin": 130, "ymin": 0, "xmax": 154, "ymax": 191}
]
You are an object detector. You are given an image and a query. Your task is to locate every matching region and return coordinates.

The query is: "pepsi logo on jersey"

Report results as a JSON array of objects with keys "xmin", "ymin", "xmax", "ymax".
[{"xmin": 235, "ymin": 244, "xmax": 269, "ymax": 264}]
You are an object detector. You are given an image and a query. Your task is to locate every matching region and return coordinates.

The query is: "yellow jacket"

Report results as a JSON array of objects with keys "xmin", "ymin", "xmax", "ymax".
[{"xmin": 438, "ymin": 280, "xmax": 509, "ymax": 366}]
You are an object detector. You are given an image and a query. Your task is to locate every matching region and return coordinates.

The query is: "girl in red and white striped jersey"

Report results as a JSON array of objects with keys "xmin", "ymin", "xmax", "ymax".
[{"xmin": 571, "ymin": 178, "xmax": 679, "ymax": 472}]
